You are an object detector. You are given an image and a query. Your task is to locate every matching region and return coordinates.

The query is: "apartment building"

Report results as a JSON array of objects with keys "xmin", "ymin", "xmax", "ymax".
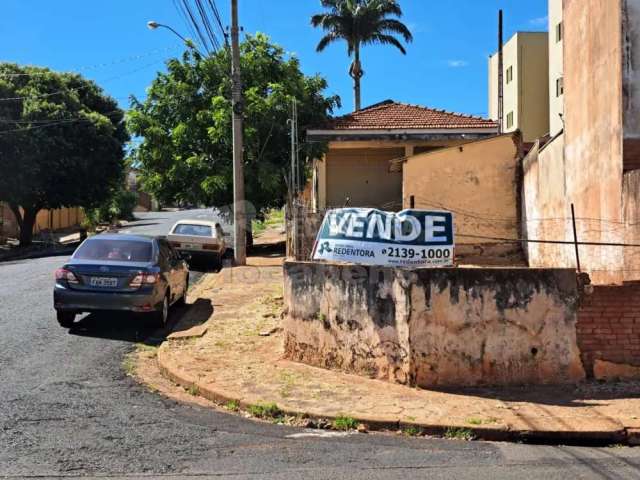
[
  {"xmin": 548, "ymin": 0, "xmax": 564, "ymax": 137},
  {"xmin": 488, "ymin": 32, "xmax": 549, "ymax": 142}
]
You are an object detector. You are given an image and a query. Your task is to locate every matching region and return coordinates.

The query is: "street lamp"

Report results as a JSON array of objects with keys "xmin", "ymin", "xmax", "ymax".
[{"xmin": 147, "ymin": 20, "xmax": 204, "ymax": 56}]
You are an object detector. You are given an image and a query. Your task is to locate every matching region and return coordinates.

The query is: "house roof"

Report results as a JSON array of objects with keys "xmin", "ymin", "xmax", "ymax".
[{"xmin": 323, "ymin": 100, "xmax": 498, "ymax": 131}]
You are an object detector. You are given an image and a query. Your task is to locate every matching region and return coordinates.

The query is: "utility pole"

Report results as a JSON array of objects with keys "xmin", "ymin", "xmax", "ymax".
[
  {"xmin": 231, "ymin": 0, "xmax": 246, "ymax": 265},
  {"xmin": 497, "ymin": 9, "xmax": 504, "ymax": 134}
]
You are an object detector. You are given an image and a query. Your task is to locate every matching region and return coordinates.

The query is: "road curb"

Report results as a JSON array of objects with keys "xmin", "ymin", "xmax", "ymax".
[{"xmin": 156, "ymin": 345, "xmax": 630, "ymax": 445}]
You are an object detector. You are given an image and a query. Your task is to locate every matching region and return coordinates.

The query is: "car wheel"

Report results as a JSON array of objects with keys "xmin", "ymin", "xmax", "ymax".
[
  {"xmin": 153, "ymin": 294, "xmax": 170, "ymax": 327},
  {"xmin": 57, "ymin": 311, "xmax": 76, "ymax": 328},
  {"xmin": 176, "ymin": 275, "xmax": 189, "ymax": 306}
]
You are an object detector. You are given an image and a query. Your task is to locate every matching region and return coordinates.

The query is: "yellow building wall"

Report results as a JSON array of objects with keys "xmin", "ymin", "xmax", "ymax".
[
  {"xmin": 402, "ymin": 134, "xmax": 521, "ymax": 245},
  {"xmin": 316, "ymin": 140, "xmax": 472, "ymax": 211},
  {"xmin": 548, "ymin": 0, "xmax": 564, "ymax": 136},
  {"xmin": 489, "ymin": 32, "xmax": 550, "ymax": 142},
  {"xmin": 324, "ymin": 147, "xmax": 404, "ymax": 209}
]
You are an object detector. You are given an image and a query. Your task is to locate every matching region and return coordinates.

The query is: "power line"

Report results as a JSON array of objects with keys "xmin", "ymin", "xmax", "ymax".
[
  {"xmin": 456, "ymin": 232, "xmax": 640, "ymax": 248},
  {"xmin": 0, "ymin": 110, "xmax": 124, "ymax": 135},
  {"xmin": 0, "ymin": 60, "xmax": 164, "ymax": 103},
  {"xmin": 0, "ymin": 46, "xmax": 178, "ymax": 78},
  {"xmin": 208, "ymin": 0, "xmax": 228, "ymax": 45},
  {"xmin": 173, "ymin": 0, "xmax": 224, "ymax": 55}
]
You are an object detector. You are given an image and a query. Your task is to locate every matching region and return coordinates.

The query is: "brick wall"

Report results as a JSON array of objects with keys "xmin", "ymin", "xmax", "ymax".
[{"xmin": 577, "ymin": 285, "xmax": 640, "ymax": 376}]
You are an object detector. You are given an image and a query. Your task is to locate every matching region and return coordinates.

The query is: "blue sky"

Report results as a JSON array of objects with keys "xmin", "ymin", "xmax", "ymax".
[{"xmin": 1, "ymin": 0, "xmax": 547, "ymax": 117}]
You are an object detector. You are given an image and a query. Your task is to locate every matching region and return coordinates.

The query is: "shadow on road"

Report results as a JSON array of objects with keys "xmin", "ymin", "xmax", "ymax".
[
  {"xmin": 119, "ymin": 222, "xmax": 161, "ymax": 229},
  {"xmin": 68, "ymin": 298, "xmax": 213, "ymax": 346},
  {"xmin": 249, "ymin": 240, "xmax": 286, "ymax": 258},
  {"xmin": 434, "ymin": 381, "xmax": 640, "ymax": 406}
]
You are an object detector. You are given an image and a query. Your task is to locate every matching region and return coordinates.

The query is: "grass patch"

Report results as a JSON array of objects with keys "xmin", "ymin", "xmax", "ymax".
[
  {"xmin": 252, "ymin": 208, "xmax": 285, "ymax": 238},
  {"xmin": 122, "ymin": 354, "xmax": 136, "ymax": 377},
  {"xmin": 136, "ymin": 343, "xmax": 158, "ymax": 358},
  {"xmin": 332, "ymin": 416, "xmax": 359, "ymax": 431},
  {"xmin": 444, "ymin": 427, "xmax": 475, "ymax": 441},
  {"xmin": 225, "ymin": 400, "xmax": 240, "ymax": 412},
  {"xmin": 187, "ymin": 384, "xmax": 200, "ymax": 396},
  {"xmin": 248, "ymin": 402, "xmax": 283, "ymax": 419},
  {"xmin": 465, "ymin": 417, "xmax": 497, "ymax": 426},
  {"xmin": 278, "ymin": 371, "xmax": 299, "ymax": 398},
  {"xmin": 403, "ymin": 426, "xmax": 423, "ymax": 437}
]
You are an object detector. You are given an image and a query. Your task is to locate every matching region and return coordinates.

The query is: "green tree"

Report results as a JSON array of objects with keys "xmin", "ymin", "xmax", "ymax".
[
  {"xmin": 311, "ymin": 0, "xmax": 412, "ymax": 111},
  {"xmin": 127, "ymin": 33, "xmax": 340, "ymax": 212},
  {"xmin": 0, "ymin": 64, "xmax": 129, "ymax": 246}
]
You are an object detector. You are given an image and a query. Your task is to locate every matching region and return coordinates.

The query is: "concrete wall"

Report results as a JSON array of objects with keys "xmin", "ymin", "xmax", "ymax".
[
  {"xmin": 549, "ymin": 0, "xmax": 564, "ymax": 137},
  {"xmin": 623, "ymin": 0, "xmax": 640, "ymax": 169},
  {"xmin": 564, "ymin": 0, "xmax": 624, "ymax": 283},
  {"xmin": 489, "ymin": 32, "xmax": 550, "ymax": 142},
  {"xmin": 522, "ymin": 134, "xmax": 574, "ymax": 269},
  {"xmin": 402, "ymin": 134, "xmax": 523, "ymax": 265},
  {"xmin": 523, "ymin": 0, "xmax": 632, "ymax": 285},
  {"xmin": 284, "ymin": 261, "xmax": 585, "ymax": 387}
]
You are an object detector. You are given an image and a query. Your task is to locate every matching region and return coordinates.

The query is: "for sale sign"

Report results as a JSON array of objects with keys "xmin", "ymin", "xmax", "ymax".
[{"xmin": 312, "ymin": 208, "xmax": 454, "ymax": 267}]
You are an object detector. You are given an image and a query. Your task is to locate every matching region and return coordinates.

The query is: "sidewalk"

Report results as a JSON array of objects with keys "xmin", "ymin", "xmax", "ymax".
[{"xmin": 156, "ymin": 240, "xmax": 640, "ymax": 444}]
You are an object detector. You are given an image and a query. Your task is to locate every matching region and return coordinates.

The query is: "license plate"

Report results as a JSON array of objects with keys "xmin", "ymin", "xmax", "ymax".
[
  {"xmin": 182, "ymin": 243, "xmax": 201, "ymax": 250},
  {"xmin": 90, "ymin": 277, "xmax": 118, "ymax": 287}
]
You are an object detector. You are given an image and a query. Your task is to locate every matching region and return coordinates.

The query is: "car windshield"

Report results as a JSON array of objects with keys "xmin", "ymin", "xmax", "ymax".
[
  {"xmin": 74, "ymin": 239, "xmax": 153, "ymax": 262},
  {"xmin": 172, "ymin": 224, "xmax": 213, "ymax": 237}
]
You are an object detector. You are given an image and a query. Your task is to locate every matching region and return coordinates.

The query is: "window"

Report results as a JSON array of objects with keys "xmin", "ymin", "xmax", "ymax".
[
  {"xmin": 556, "ymin": 77, "xmax": 564, "ymax": 97},
  {"xmin": 73, "ymin": 239, "xmax": 153, "ymax": 262},
  {"xmin": 171, "ymin": 223, "xmax": 213, "ymax": 237},
  {"xmin": 506, "ymin": 112, "xmax": 514, "ymax": 129},
  {"xmin": 556, "ymin": 22, "xmax": 563, "ymax": 42},
  {"xmin": 506, "ymin": 66, "xmax": 513, "ymax": 84}
]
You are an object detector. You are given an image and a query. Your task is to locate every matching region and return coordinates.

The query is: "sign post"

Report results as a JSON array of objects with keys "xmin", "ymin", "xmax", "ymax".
[{"xmin": 312, "ymin": 208, "xmax": 455, "ymax": 268}]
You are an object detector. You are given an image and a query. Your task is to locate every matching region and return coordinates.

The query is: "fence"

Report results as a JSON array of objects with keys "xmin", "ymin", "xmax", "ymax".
[{"xmin": 0, "ymin": 203, "xmax": 85, "ymax": 240}]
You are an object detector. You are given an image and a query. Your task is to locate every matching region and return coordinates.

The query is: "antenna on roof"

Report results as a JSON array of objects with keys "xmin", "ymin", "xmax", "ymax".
[{"xmin": 498, "ymin": 9, "xmax": 504, "ymax": 134}]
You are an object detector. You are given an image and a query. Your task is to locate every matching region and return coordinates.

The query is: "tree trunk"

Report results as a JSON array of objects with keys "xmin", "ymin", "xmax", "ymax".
[
  {"xmin": 350, "ymin": 44, "xmax": 363, "ymax": 111},
  {"xmin": 10, "ymin": 204, "xmax": 39, "ymax": 247}
]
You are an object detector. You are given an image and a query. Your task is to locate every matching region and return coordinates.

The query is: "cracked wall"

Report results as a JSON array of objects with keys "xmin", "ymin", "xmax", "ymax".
[{"xmin": 283, "ymin": 261, "xmax": 586, "ymax": 387}]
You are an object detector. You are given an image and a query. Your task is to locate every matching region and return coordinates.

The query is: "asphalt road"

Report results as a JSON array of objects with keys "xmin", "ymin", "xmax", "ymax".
[{"xmin": 2, "ymin": 210, "xmax": 640, "ymax": 479}]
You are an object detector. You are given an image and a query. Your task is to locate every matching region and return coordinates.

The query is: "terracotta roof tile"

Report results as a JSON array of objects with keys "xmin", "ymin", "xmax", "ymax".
[{"xmin": 325, "ymin": 100, "xmax": 498, "ymax": 130}]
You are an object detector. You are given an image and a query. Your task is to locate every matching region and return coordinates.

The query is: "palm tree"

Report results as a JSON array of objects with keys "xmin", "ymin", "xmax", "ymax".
[{"xmin": 311, "ymin": 0, "xmax": 412, "ymax": 111}]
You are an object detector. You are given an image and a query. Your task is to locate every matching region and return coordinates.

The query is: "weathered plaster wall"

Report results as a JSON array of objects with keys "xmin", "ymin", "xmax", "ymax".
[
  {"xmin": 523, "ymin": 134, "xmax": 574, "ymax": 269},
  {"xmin": 623, "ymin": 0, "xmax": 640, "ymax": 169},
  {"xmin": 402, "ymin": 134, "xmax": 524, "ymax": 265},
  {"xmin": 523, "ymin": 0, "xmax": 629, "ymax": 284},
  {"xmin": 403, "ymin": 134, "xmax": 520, "ymax": 243},
  {"xmin": 283, "ymin": 261, "xmax": 585, "ymax": 387},
  {"xmin": 623, "ymin": 170, "xmax": 640, "ymax": 281}
]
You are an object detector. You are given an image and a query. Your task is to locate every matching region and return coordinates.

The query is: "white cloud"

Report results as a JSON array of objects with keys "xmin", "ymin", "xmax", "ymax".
[
  {"xmin": 447, "ymin": 60, "xmax": 469, "ymax": 68},
  {"xmin": 529, "ymin": 16, "xmax": 548, "ymax": 26}
]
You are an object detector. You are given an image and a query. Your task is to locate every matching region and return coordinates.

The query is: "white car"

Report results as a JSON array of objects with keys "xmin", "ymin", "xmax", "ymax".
[{"xmin": 167, "ymin": 220, "xmax": 227, "ymax": 269}]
